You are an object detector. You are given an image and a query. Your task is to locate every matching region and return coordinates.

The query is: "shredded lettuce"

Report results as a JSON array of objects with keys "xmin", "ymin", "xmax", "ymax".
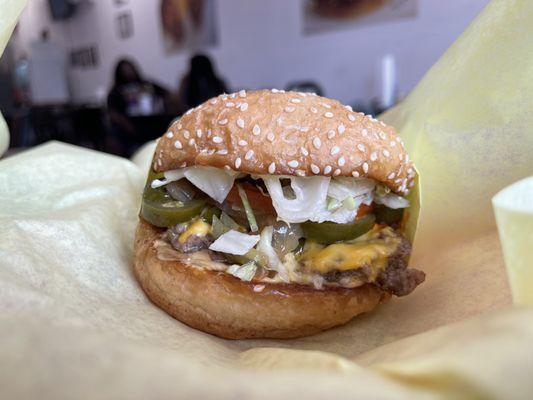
[
  {"xmin": 236, "ymin": 183, "xmax": 258, "ymax": 232},
  {"xmin": 209, "ymin": 230, "xmax": 260, "ymax": 255}
]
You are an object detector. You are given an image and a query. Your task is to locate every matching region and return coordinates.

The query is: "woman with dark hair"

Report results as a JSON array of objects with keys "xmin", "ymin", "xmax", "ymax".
[
  {"xmin": 177, "ymin": 54, "xmax": 228, "ymax": 108},
  {"xmin": 107, "ymin": 58, "xmax": 169, "ymax": 156}
]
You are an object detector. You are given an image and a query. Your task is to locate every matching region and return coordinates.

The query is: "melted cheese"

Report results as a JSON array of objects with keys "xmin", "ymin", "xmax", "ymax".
[
  {"xmin": 298, "ymin": 226, "xmax": 401, "ymax": 276},
  {"xmin": 178, "ymin": 219, "xmax": 212, "ymax": 243}
]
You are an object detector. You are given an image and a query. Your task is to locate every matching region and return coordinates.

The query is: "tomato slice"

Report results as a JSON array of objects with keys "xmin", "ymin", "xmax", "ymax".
[
  {"xmin": 225, "ymin": 183, "xmax": 276, "ymax": 214},
  {"xmin": 356, "ymin": 203, "xmax": 374, "ymax": 218}
]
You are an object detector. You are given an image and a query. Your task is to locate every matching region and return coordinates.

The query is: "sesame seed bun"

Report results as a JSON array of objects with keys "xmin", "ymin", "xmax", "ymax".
[
  {"xmin": 134, "ymin": 218, "xmax": 389, "ymax": 339},
  {"xmin": 154, "ymin": 89, "xmax": 415, "ymax": 195}
]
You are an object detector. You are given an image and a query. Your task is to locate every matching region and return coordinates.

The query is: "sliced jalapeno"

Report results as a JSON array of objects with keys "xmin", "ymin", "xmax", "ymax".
[{"xmin": 301, "ymin": 214, "xmax": 376, "ymax": 245}]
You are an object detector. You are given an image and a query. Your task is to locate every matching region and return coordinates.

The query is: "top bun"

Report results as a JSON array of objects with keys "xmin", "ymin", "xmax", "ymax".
[{"xmin": 154, "ymin": 89, "xmax": 415, "ymax": 194}]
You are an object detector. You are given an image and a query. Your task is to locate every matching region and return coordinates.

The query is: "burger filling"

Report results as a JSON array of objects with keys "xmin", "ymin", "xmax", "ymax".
[{"xmin": 142, "ymin": 166, "xmax": 424, "ymax": 296}]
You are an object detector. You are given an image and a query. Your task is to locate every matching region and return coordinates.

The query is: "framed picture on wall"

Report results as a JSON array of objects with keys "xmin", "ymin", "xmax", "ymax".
[
  {"xmin": 303, "ymin": 0, "xmax": 418, "ymax": 35},
  {"xmin": 159, "ymin": 0, "xmax": 218, "ymax": 54}
]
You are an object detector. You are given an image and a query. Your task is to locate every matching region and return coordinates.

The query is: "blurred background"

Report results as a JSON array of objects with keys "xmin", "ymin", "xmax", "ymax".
[{"xmin": 0, "ymin": 0, "xmax": 489, "ymax": 158}]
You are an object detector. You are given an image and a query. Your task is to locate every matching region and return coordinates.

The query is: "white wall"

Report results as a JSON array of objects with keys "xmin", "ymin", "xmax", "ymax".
[{"xmin": 13, "ymin": 0, "xmax": 490, "ymax": 105}]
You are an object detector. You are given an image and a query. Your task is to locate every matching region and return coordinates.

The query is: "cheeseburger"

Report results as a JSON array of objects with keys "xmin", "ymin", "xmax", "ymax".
[{"xmin": 134, "ymin": 89, "xmax": 424, "ymax": 339}]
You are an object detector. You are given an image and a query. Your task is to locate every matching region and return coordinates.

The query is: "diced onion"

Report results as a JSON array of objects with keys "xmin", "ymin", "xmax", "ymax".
[
  {"xmin": 375, "ymin": 192, "xmax": 410, "ymax": 209},
  {"xmin": 256, "ymin": 226, "xmax": 289, "ymax": 281},
  {"xmin": 161, "ymin": 166, "xmax": 236, "ymax": 203},
  {"xmin": 209, "ymin": 230, "xmax": 260, "ymax": 255}
]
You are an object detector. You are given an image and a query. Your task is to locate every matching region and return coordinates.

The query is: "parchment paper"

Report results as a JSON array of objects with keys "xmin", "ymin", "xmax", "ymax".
[{"xmin": 1, "ymin": 0, "xmax": 533, "ymax": 398}]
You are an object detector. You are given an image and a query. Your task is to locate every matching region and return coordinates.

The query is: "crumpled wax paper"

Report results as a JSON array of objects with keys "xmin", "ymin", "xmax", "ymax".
[
  {"xmin": 493, "ymin": 177, "xmax": 533, "ymax": 305},
  {"xmin": 0, "ymin": 0, "xmax": 28, "ymax": 155},
  {"xmin": 1, "ymin": 0, "xmax": 533, "ymax": 398}
]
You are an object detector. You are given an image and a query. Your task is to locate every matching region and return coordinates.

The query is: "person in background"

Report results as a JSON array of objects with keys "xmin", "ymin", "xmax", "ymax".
[
  {"xmin": 177, "ymin": 54, "xmax": 228, "ymax": 109},
  {"xmin": 107, "ymin": 58, "xmax": 169, "ymax": 156}
]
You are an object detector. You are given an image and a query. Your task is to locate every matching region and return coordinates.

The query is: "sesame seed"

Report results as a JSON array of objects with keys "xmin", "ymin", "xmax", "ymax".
[
  {"xmin": 312, "ymin": 137, "xmax": 321, "ymax": 149},
  {"xmin": 352, "ymin": 171, "xmax": 360, "ymax": 178},
  {"xmin": 180, "ymin": 162, "xmax": 187, "ymax": 167},
  {"xmin": 245, "ymin": 149, "xmax": 254, "ymax": 160},
  {"xmin": 221, "ymin": 95, "xmax": 228, "ymax": 100},
  {"xmin": 285, "ymin": 106, "xmax": 295, "ymax": 113},
  {"xmin": 236, "ymin": 118, "xmax": 245, "ymax": 128},
  {"xmin": 240, "ymin": 103, "xmax": 249, "ymax": 111},
  {"xmin": 268, "ymin": 162, "xmax": 276, "ymax": 174},
  {"xmin": 333, "ymin": 169, "xmax": 341, "ymax": 176},
  {"xmin": 183, "ymin": 130, "xmax": 190, "ymax": 139},
  {"xmin": 396, "ymin": 136, "xmax": 402, "ymax": 142},
  {"xmin": 399, "ymin": 154, "xmax": 403, "ymax": 160},
  {"xmin": 217, "ymin": 149, "xmax": 228, "ymax": 155},
  {"xmin": 231, "ymin": 93, "xmax": 237, "ymax": 99},
  {"xmin": 348, "ymin": 114, "xmax": 356, "ymax": 122},
  {"xmin": 185, "ymin": 109, "xmax": 192, "ymax": 115},
  {"xmin": 361, "ymin": 129, "xmax": 368, "ymax": 137},
  {"xmin": 238, "ymin": 140, "xmax": 248, "ymax": 146},
  {"xmin": 379, "ymin": 132, "xmax": 387, "ymax": 140},
  {"xmin": 328, "ymin": 130, "xmax": 336, "ymax": 139},
  {"xmin": 362, "ymin": 162, "xmax": 369, "ymax": 173},
  {"xmin": 370, "ymin": 117, "xmax": 378, "ymax": 122},
  {"xmin": 188, "ymin": 138, "xmax": 196, "ymax": 146},
  {"xmin": 290, "ymin": 98, "xmax": 301, "ymax": 103},
  {"xmin": 288, "ymin": 160, "xmax": 299, "ymax": 168},
  {"xmin": 330, "ymin": 146, "xmax": 340, "ymax": 155},
  {"xmin": 267, "ymin": 132, "xmax": 275, "ymax": 142},
  {"xmin": 380, "ymin": 121, "xmax": 386, "ymax": 126},
  {"xmin": 324, "ymin": 165, "xmax": 332, "ymax": 174},
  {"xmin": 226, "ymin": 102, "xmax": 235, "ymax": 107},
  {"xmin": 271, "ymin": 88, "xmax": 279, "ymax": 93},
  {"xmin": 166, "ymin": 131, "xmax": 173, "ymax": 138},
  {"xmin": 357, "ymin": 143, "xmax": 366, "ymax": 152},
  {"xmin": 311, "ymin": 164, "xmax": 320, "ymax": 174},
  {"xmin": 207, "ymin": 149, "xmax": 215, "ymax": 155},
  {"xmin": 235, "ymin": 158, "xmax": 242, "ymax": 168},
  {"xmin": 370, "ymin": 152, "xmax": 378, "ymax": 161},
  {"xmin": 239, "ymin": 90, "xmax": 246, "ymax": 98},
  {"xmin": 224, "ymin": 165, "xmax": 231, "ymax": 170},
  {"xmin": 321, "ymin": 102, "xmax": 332, "ymax": 109},
  {"xmin": 174, "ymin": 140, "xmax": 182, "ymax": 149},
  {"xmin": 338, "ymin": 156, "xmax": 346, "ymax": 166},
  {"xmin": 383, "ymin": 149, "xmax": 390, "ymax": 158},
  {"xmin": 252, "ymin": 124, "xmax": 261, "ymax": 135},
  {"xmin": 207, "ymin": 129, "xmax": 212, "ymax": 137},
  {"xmin": 213, "ymin": 136, "xmax": 223, "ymax": 143},
  {"xmin": 324, "ymin": 112, "xmax": 334, "ymax": 118},
  {"xmin": 210, "ymin": 99, "xmax": 217, "ymax": 104},
  {"xmin": 338, "ymin": 124, "xmax": 346, "ymax": 134},
  {"xmin": 157, "ymin": 158, "xmax": 162, "ymax": 166},
  {"xmin": 390, "ymin": 141, "xmax": 396, "ymax": 147},
  {"xmin": 296, "ymin": 170, "xmax": 306, "ymax": 176},
  {"xmin": 406, "ymin": 154, "xmax": 410, "ymax": 163},
  {"xmin": 395, "ymin": 178, "xmax": 402, "ymax": 184},
  {"xmin": 345, "ymin": 105, "xmax": 353, "ymax": 111},
  {"xmin": 310, "ymin": 107, "xmax": 318, "ymax": 113},
  {"xmin": 388, "ymin": 172, "xmax": 396, "ymax": 180},
  {"xmin": 300, "ymin": 147, "xmax": 309, "ymax": 156},
  {"xmin": 409, "ymin": 180, "xmax": 415, "ymax": 187},
  {"xmin": 253, "ymin": 284, "xmax": 265, "ymax": 292},
  {"xmin": 218, "ymin": 119, "xmax": 228, "ymax": 125},
  {"xmin": 196, "ymin": 129, "xmax": 203, "ymax": 138}
]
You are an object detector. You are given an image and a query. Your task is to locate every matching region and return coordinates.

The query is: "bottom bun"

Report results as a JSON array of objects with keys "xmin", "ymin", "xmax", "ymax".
[{"xmin": 133, "ymin": 218, "xmax": 389, "ymax": 339}]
